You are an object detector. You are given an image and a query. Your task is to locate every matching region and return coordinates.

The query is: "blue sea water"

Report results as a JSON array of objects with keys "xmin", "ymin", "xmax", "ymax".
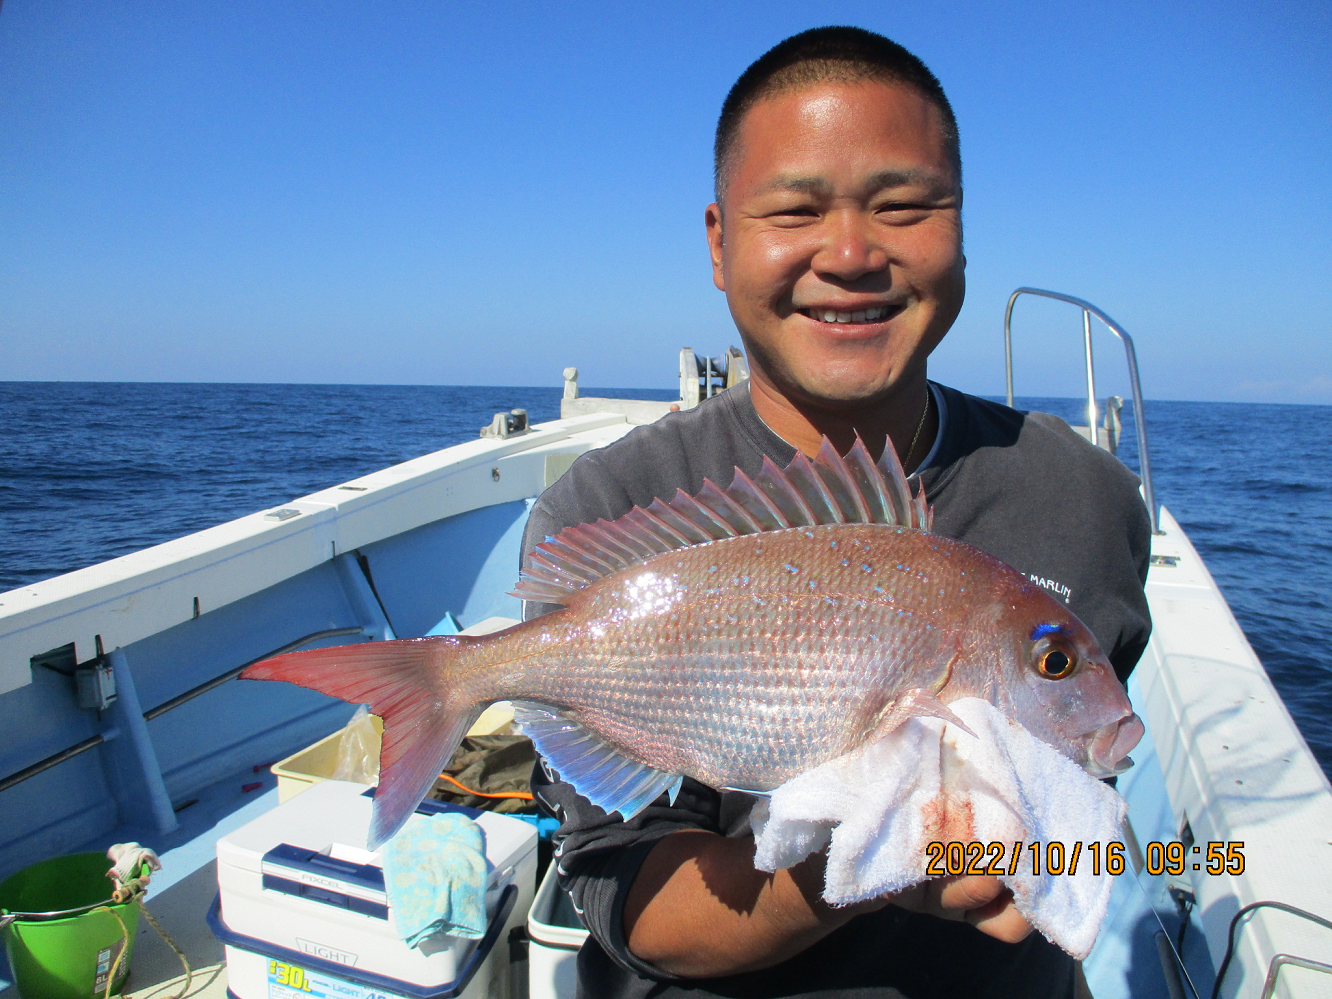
[{"xmin": 1, "ymin": 382, "xmax": 1329, "ymax": 778}]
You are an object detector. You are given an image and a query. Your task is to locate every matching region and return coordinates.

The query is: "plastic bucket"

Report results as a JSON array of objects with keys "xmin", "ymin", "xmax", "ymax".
[{"xmin": 0, "ymin": 852, "xmax": 141, "ymax": 999}]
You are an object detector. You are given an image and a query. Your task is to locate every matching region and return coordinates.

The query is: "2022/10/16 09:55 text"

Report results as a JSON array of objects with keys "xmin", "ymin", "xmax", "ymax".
[{"xmin": 924, "ymin": 841, "xmax": 1246, "ymax": 877}]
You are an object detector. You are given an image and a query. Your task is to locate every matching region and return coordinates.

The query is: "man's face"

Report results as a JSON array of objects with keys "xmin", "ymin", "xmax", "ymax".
[{"xmin": 706, "ymin": 80, "xmax": 964, "ymax": 408}]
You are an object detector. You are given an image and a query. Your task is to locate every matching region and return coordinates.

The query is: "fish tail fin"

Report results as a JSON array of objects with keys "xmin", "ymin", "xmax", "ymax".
[{"xmin": 243, "ymin": 637, "xmax": 484, "ymax": 848}]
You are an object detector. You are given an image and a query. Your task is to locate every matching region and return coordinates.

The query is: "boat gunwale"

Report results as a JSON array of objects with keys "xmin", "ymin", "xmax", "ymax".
[{"xmin": 0, "ymin": 412, "xmax": 633, "ymax": 695}]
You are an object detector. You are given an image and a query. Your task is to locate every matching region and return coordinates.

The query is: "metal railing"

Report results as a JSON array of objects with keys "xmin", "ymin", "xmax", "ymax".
[{"xmin": 1003, "ymin": 288, "xmax": 1160, "ymax": 534}]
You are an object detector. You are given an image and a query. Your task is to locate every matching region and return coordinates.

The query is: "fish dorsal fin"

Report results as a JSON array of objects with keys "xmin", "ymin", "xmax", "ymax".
[
  {"xmin": 511, "ymin": 435, "xmax": 931, "ymax": 605},
  {"xmin": 513, "ymin": 702, "xmax": 683, "ymax": 820}
]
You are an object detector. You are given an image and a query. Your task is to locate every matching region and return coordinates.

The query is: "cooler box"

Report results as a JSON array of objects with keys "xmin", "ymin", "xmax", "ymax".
[
  {"xmin": 527, "ymin": 865, "xmax": 588, "ymax": 999},
  {"xmin": 212, "ymin": 779, "xmax": 537, "ymax": 999}
]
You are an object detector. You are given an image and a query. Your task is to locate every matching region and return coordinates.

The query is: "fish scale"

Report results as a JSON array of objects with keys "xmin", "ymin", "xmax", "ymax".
[
  {"xmin": 485, "ymin": 525, "xmax": 980, "ymax": 790},
  {"xmin": 244, "ymin": 437, "xmax": 1141, "ymax": 848}
]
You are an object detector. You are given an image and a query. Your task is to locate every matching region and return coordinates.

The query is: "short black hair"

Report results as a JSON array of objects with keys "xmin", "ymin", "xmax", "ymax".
[{"xmin": 714, "ymin": 26, "xmax": 960, "ymax": 202}]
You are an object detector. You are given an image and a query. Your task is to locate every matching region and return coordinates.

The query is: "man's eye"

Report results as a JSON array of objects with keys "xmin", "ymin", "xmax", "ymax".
[{"xmin": 875, "ymin": 203, "xmax": 933, "ymax": 224}]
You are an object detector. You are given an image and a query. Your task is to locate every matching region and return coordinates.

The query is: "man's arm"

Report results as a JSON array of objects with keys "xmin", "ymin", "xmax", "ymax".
[{"xmin": 624, "ymin": 829, "xmax": 1033, "ymax": 978}]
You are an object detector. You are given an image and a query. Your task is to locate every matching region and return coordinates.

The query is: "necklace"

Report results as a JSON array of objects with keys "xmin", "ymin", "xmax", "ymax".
[{"xmin": 901, "ymin": 387, "xmax": 932, "ymax": 472}]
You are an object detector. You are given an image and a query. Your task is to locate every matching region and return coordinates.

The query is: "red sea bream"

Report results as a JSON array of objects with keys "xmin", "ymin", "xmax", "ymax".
[{"xmin": 245, "ymin": 438, "xmax": 1143, "ymax": 848}]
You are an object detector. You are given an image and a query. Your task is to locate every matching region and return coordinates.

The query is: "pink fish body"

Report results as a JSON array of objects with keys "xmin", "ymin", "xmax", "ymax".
[{"xmin": 246, "ymin": 439, "xmax": 1143, "ymax": 847}]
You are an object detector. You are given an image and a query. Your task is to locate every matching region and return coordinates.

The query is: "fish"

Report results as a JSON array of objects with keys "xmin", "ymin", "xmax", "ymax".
[{"xmin": 243, "ymin": 437, "xmax": 1144, "ymax": 848}]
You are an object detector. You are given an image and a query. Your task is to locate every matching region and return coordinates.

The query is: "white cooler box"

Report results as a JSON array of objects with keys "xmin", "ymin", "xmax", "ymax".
[
  {"xmin": 526, "ymin": 865, "xmax": 589, "ymax": 999},
  {"xmin": 211, "ymin": 779, "xmax": 537, "ymax": 999}
]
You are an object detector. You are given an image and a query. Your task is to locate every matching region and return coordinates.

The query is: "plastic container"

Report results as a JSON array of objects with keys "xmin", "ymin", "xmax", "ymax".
[
  {"xmin": 526, "ymin": 865, "xmax": 588, "ymax": 999},
  {"xmin": 210, "ymin": 888, "xmax": 517, "ymax": 999},
  {"xmin": 214, "ymin": 779, "xmax": 536, "ymax": 995},
  {"xmin": 271, "ymin": 713, "xmax": 385, "ymax": 802},
  {"xmin": 0, "ymin": 852, "xmax": 142, "ymax": 999},
  {"xmin": 273, "ymin": 704, "xmax": 517, "ymax": 802}
]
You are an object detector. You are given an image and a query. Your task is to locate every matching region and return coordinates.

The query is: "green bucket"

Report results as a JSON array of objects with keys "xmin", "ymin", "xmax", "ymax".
[{"xmin": 0, "ymin": 852, "xmax": 141, "ymax": 999}]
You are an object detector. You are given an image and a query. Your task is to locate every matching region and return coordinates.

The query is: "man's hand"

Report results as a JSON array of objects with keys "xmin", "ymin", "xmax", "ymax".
[
  {"xmin": 890, "ymin": 874, "xmax": 1034, "ymax": 944},
  {"xmin": 624, "ymin": 831, "xmax": 1032, "ymax": 979}
]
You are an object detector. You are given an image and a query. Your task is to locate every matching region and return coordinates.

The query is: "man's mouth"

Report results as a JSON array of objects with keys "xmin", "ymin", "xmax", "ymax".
[{"xmin": 797, "ymin": 304, "xmax": 900, "ymax": 325}]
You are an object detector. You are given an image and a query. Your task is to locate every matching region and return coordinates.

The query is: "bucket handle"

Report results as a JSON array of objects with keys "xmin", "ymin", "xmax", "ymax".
[{"xmin": 0, "ymin": 899, "xmax": 116, "ymax": 921}]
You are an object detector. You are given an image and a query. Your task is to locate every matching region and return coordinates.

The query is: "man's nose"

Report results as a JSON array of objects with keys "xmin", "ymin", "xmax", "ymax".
[{"xmin": 812, "ymin": 211, "xmax": 889, "ymax": 282}]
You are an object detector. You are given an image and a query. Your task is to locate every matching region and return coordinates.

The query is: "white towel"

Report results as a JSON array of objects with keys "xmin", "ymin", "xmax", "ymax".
[{"xmin": 750, "ymin": 697, "xmax": 1125, "ymax": 959}]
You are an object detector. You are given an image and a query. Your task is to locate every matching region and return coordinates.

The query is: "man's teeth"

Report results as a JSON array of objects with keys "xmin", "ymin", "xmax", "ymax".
[{"xmin": 805, "ymin": 306, "xmax": 891, "ymax": 324}]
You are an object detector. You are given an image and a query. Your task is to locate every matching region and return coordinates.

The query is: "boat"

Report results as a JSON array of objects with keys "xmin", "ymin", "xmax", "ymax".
[{"xmin": 1, "ymin": 289, "xmax": 1329, "ymax": 999}]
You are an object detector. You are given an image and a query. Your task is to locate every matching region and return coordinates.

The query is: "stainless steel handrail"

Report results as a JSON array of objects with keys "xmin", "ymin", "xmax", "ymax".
[{"xmin": 1004, "ymin": 287, "xmax": 1160, "ymax": 533}]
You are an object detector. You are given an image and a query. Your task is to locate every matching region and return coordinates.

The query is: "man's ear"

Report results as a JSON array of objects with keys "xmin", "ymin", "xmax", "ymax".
[{"xmin": 705, "ymin": 202, "xmax": 725, "ymax": 292}]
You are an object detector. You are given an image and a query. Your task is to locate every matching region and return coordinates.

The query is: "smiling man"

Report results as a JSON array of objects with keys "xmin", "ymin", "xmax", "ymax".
[{"xmin": 521, "ymin": 26, "xmax": 1151, "ymax": 999}]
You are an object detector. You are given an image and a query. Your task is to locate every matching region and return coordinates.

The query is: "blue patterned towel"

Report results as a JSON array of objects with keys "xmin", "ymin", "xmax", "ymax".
[{"xmin": 382, "ymin": 811, "xmax": 488, "ymax": 947}]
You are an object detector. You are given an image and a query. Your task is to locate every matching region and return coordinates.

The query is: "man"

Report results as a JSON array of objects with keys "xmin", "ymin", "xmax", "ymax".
[{"xmin": 521, "ymin": 26, "xmax": 1151, "ymax": 999}]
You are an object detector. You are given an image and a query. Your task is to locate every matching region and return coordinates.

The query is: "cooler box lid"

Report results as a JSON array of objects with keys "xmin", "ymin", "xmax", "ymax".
[{"xmin": 218, "ymin": 779, "xmax": 536, "ymax": 894}]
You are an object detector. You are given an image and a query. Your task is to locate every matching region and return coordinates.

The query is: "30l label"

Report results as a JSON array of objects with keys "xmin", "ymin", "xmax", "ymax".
[{"xmin": 267, "ymin": 958, "xmax": 399, "ymax": 999}]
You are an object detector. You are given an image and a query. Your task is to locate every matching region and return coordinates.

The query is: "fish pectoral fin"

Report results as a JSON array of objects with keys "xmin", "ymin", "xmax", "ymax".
[
  {"xmin": 874, "ymin": 688, "xmax": 977, "ymax": 739},
  {"xmin": 513, "ymin": 702, "xmax": 683, "ymax": 821}
]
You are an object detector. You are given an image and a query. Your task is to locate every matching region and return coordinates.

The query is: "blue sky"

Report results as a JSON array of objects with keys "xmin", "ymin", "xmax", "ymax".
[{"xmin": 1, "ymin": 1, "xmax": 1328, "ymax": 402}]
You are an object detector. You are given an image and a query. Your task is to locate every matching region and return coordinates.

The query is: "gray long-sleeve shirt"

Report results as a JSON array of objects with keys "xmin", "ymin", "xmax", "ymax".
[{"xmin": 520, "ymin": 382, "xmax": 1151, "ymax": 999}]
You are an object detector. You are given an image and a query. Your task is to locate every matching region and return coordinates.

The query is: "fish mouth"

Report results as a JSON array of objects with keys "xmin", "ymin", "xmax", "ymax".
[{"xmin": 1084, "ymin": 712, "xmax": 1145, "ymax": 778}]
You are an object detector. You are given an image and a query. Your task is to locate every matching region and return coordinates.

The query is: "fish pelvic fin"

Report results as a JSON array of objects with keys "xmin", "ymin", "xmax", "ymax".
[
  {"xmin": 511, "ymin": 435, "xmax": 933, "ymax": 604},
  {"xmin": 874, "ymin": 688, "xmax": 977, "ymax": 740},
  {"xmin": 242, "ymin": 637, "xmax": 484, "ymax": 848},
  {"xmin": 514, "ymin": 703, "xmax": 682, "ymax": 820}
]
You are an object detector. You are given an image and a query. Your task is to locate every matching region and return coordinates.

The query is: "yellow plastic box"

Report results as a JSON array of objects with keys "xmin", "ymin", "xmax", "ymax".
[{"xmin": 271, "ymin": 702, "xmax": 517, "ymax": 802}]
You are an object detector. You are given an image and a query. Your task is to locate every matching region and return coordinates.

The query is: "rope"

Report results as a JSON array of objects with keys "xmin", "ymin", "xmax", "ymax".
[
  {"xmin": 95, "ymin": 873, "xmax": 192, "ymax": 999},
  {"xmin": 438, "ymin": 771, "xmax": 534, "ymax": 801},
  {"xmin": 99, "ymin": 904, "xmax": 131, "ymax": 999}
]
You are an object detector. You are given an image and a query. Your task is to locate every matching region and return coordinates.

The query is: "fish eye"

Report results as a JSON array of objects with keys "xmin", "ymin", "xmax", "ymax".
[{"xmin": 1038, "ymin": 649, "xmax": 1074, "ymax": 679}]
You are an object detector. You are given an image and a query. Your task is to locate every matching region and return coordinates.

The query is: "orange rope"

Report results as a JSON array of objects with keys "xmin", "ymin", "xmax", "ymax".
[{"xmin": 437, "ymin": 772, "xmax": 534, "ymax": 801}]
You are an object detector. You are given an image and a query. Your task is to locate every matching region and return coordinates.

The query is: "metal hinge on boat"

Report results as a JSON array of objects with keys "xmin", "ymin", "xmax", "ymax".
[{"xmin": 76, "ymin": 661, "xmax": 117, "ymax": 711}]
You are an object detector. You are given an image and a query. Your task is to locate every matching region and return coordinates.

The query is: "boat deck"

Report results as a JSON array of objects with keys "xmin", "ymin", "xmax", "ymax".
[
  {"xmin": 0, "ymin": 766, "xmax": 288, "ymax": 998},
  {"xmin": 4, "ymin": 397, "xmax": 1331, "ymax": 997}
]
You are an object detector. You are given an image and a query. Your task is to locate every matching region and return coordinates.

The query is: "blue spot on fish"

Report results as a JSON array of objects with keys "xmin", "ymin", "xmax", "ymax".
[
  {"xmin": 1031, "ymin": 622, "xmax": 1063, "ymax": 641},
  {"xmin": 785, "ymin": 563, "xmax": 799, "ymax": 574},
  {"xmin": 862, "ymin": 564, "xmax": 872, "ymax": 572}
]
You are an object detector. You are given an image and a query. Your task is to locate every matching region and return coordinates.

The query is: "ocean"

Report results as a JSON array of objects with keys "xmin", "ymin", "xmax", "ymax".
[{"xmin": 2, "ymin": 381, "xmax": 1329, "ymax": 777}]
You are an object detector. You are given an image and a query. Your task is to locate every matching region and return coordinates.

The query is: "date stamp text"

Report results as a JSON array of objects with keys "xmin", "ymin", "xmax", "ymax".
[{"xmin": 924, "ymin": 840, "xmax": 1246, "ymax": 877}]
